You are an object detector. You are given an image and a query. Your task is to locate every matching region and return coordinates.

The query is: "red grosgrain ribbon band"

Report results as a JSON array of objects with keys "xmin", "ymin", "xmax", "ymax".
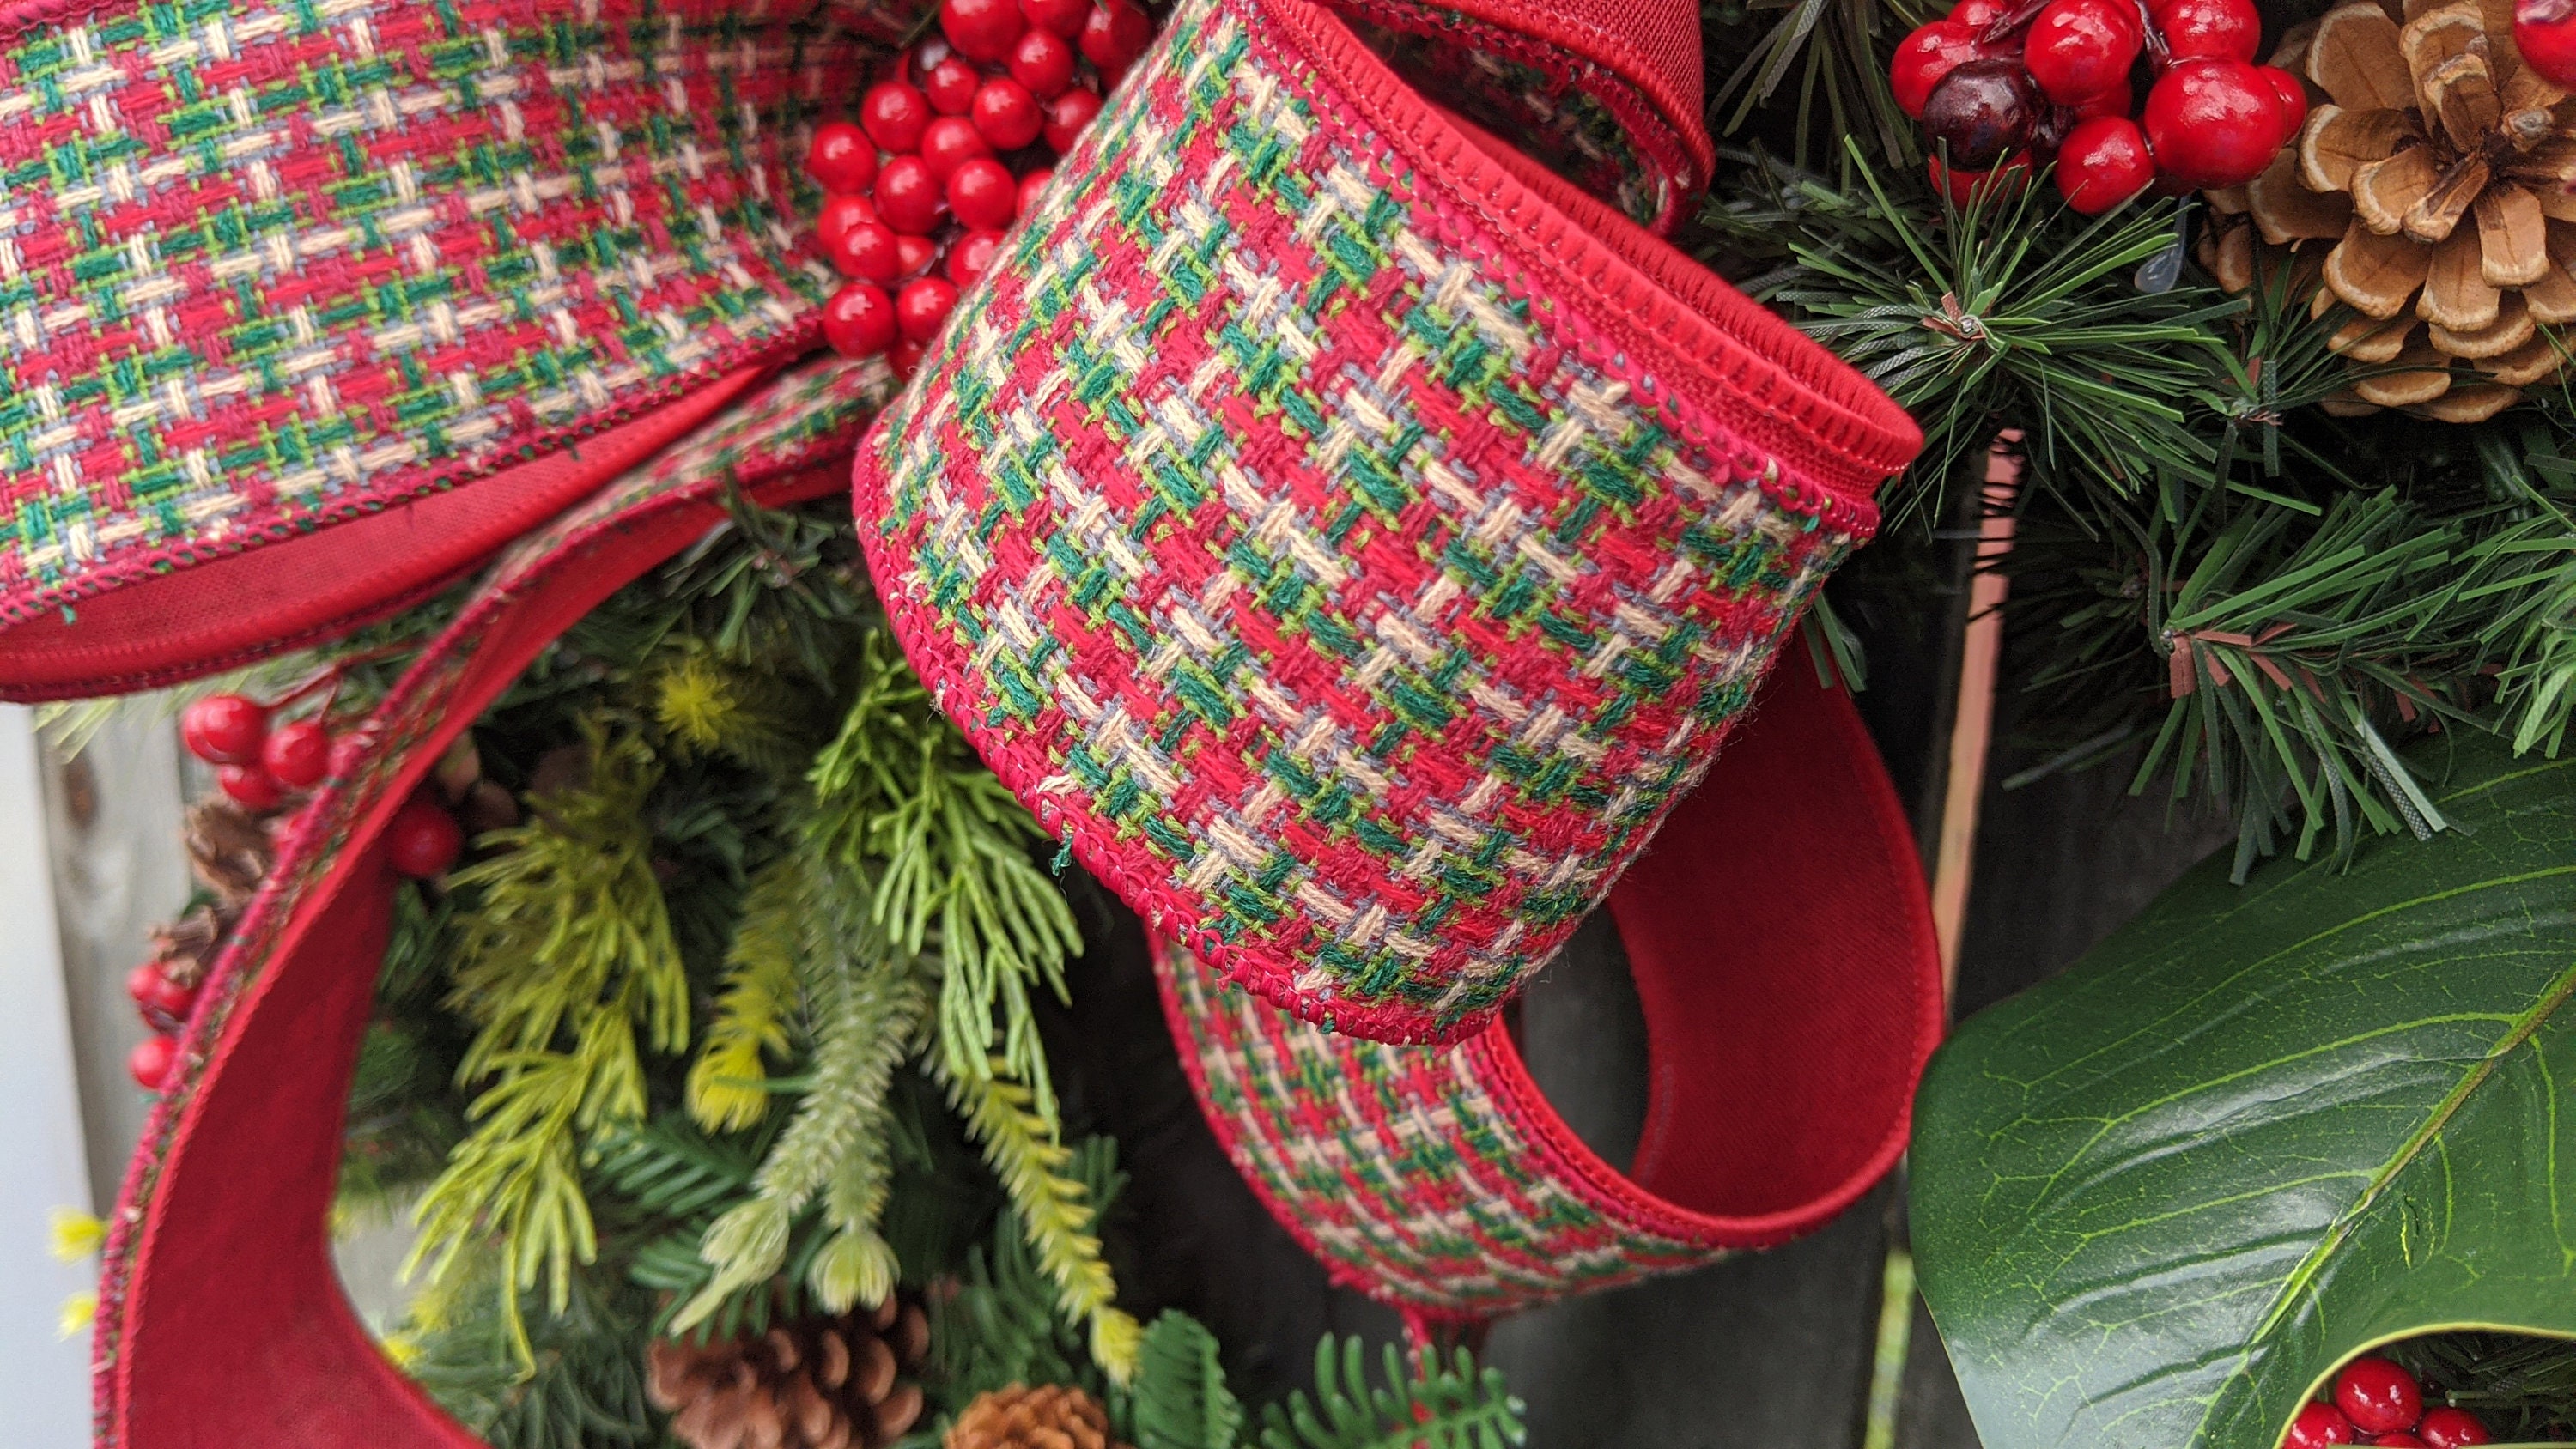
[
  {"xmin": 1152, "ymin": 666, "xmax": 1945, "ymax": 1321},
  {"xmin": 854, "ymin": 0, "xmax": 1925, "ymax": 1047}
]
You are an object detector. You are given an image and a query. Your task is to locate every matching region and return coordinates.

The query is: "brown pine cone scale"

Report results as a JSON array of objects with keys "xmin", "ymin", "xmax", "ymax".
[
  {"xmin": 944, "ymin": 1385, "xmax": 1128, "ymax": 1449},
  {"xmin": 649, "ymin": 1299, "xmax": 929, "ymax": 1449}
]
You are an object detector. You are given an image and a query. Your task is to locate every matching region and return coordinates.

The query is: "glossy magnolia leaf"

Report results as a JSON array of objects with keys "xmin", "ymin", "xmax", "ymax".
[{"xmin": 1913, "ymin": 737, "xmax": 2576, "ymax": 1449}]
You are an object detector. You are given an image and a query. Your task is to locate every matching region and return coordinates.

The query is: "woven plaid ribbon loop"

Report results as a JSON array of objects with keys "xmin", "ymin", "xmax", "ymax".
[
  {"xmin": 0, "ymin": 0, "xmax": 907, "ymax": 700},
  {"xmin": 1153, "ymin": 667, "xmax": 1945, "ymax": 1319},
  {"xmin": 854, "ymin": 0, "xmax": 1924, "ymax": 1045}
]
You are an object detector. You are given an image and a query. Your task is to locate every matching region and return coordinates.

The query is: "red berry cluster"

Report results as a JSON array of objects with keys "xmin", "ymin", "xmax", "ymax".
[
  {"xmin": 807, "ymin": 0, "xmax": 1155, "ymax": 372},
  {"xmin": 1892, "ymin": 0, "xmax": 2307, "ymax": 213},
  {"xmin": 144, "ymin": 688, "xmax": 464, "ymax": 1094},
  {"xmin": 2282, "ymin": 1357, "xmax": 2494, "ymax": 1449}
]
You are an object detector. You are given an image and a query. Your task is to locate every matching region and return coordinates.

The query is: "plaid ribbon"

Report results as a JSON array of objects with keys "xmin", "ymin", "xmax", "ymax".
[{"xmin": 855, "ymin": 0, "xmax": 1917, "ymax": 1046}]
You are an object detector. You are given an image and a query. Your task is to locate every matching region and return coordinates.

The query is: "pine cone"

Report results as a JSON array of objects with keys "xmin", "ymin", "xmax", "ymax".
[
  {"xmin": 2207, "ymin": 0, "xmax": 2576, "ymax": 420},
  {"xmin": 149, "ymin": 904, "xmax": 228, "ymax": 989},
  {"xmin": 943, "ymin": 1385, "xmax": 1123, "ymax": 1449},
  {"xmin": 183, "ymin": 795, "xmax": 276, "ymax": 905},
  {"xmin": 647, "ymin": 1299, "xmax": 931, "ymax": 1449}
]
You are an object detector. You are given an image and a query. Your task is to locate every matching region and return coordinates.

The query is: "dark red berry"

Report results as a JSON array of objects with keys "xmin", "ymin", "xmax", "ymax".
[
  {"xmin": 1080, "ymin": 0, "xmax": 1152, "ymax": 69},
  {"xmin": 2369, "ymin": 1436, "xmax": 2427, "ymax": 1447},
  {"xmin": 2263, "ymin": 65, "xmax": 2310, "ymax": 139},
  {"xmin": 860, "ymin": 81, "xmax": 932, "ymax": 152},
  {"xmin": 834, "ymin": 219, "xmax": 903, "ymax": 282},
  {"xmin": 1920, "ymin": 58, "xmax": 2041, "ymax": 170},
  {"xmin": 181, "ymin": 694, "xmax": 269, "ymax": 766},
  {"xmin": 2288, "ymin": 1403, "xmax": 2358, "ymax": 1449},
  {"xmin": 2024, "ymin": 0, "xmax": 2140, "ymax": 104},
  {"xmin": 1023, "ymin": 0, "xmax": 1088, "ymax": 37},
  {"xmin": 1010, "ymin": 28, "xmax": 1077, "ymax": 98},
  {"xmin": 1043, "ymin": 87, "xmax": 1103, "ymax": 151},
  {"xmin": 896, "ymin": 233, "xmax": 939, "ymax": 276},
  {"xmin": 386, "ymin": 795, "xmax": 464, "ymax": 878},
  {"xmin": 823, "ymin": 283, "xmax": 899, "ymax": 358},
  {"xmin": 875, "ymin": 155, "xmax": 946, "ymax": 233},
  {"xmin": 920, "ymin": 114, "xmax": 993, "ymax": 182},
  {"xmin": 817, "ymin": 194, "xmax": 877, "ymax": 256},
  {"xmin": 2142, "ymin": 59, "xmax": 2285, "ymax": 187},
  {"xmin": 2055, "ymin": 115, "xmax": 2154, "ymax": 213},
  {"xmin": 127, "ymin": 963, "xmax": 196, "ymax": 1020},
  {"xmin": 948, "ymin": 228, "xmax": 1006, "ymax": 287},
  {"xmin": 896, "ymin": 277, "xmax": 960, "ymax": 342},
  {"xmin": 1018, "ymin": 167, "xmax": 1055, "ymax": 216},
  {"xmin": 261, "ymin": 719, "xmax": 331, "ymax": 790},
  {"xmin": 2335, "ymin": 1360, "xmax": 2423, "ymax": 1437},
  {"xmin": 1892, "ymin": 21, "xmax": 1993, "ymax": 119},
  {"xmin": 890, "ymin": 338, "xmax": 928, "ymax": 379},
  {"xmin": 2159, "ymin": 0, "xmax": 2261, "ymax": 61},
  {"xmin": 942, "ymin": 0, "xmax": 1026, "ymax": 61},
  {"xmin": 2416, "ymin": 1409, "xmax": 2492, "ymax": 1448},
  {"xmin": 806, "ymin": 120, "xmax": 878, "ymax": 194},
  {"xmin": 947, "ymin": 157, "xmax": 1020, "ymax": 229},
  {"xmin": 924, "ymin": 55, "xmax": 982, "ymax": 114},
  {"xmin": 217, "ymin": 762, "xmax": 284, "ymax": 810},
  {"xmin": 129, "ymin": 1034, "xmax": 178, "ymax": 1092},
  {"xmin": 2518, "ymin": 0, "xmax": 2576, "ymax": 88}
]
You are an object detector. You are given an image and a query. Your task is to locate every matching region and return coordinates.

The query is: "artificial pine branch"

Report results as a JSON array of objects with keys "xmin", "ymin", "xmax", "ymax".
[
  {"xmin": 406, "ymin": 725, "xmax": 688, "ymax": 1366},
  {"xmin": 1131, "ymin": 1312, "xmax": 1244, "ymax": 1449},
  {"xmin": 1252, "ymin": 1337, "xmax": 1527, "ymax": 1449},
  {"xmin": 687, "ymin": 857, "xmax": 808, "ymax": 1133},
  {"xmin": 938, "ymin": 1057, "xmax": 1141, "ymax": 1384}
]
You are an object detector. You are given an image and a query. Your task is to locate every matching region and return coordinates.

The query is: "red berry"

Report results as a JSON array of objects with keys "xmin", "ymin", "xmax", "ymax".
[
  {"xmin": 875, "ymin": 155, "xmax": 946, "ymax": 233},
  {"xmin": 2518, "ymin": 0, "xmax": 2576, "ymax": 88},
  {"xmin": 972, "ymin": 77, "xmax": 1045, "ymax": 149},
  {"xmin": 909, "ymin": 33, "xmax": 954, "ymax": 77},
  {"xmin": 2159, "ymin": 0, "xmax": 2261, "ymax": 62},
  {"xmin": 1951, "ymin": 0, "xmax": 2010, "ymax": 28},
  {"xmin": 129, "ymin": 1034, "xmax": 178, "ymax": 1093},
  {"xmin": 948, "ymin": 228, "xmax": 1007, "ymax": 287},
  {"xmin": 2416, "ymin": 1409, "xmax": 2493, "ymax": 1448},
  {"xmin": 1893, "ymin": 21, "xmax": 1996, "ymax": 120},
  {"xmin": 823, "ymin": 282, "xmax": 899, "ymax": 358},
  {"xmin": 2055, "ymin": 115, "xmax": 2154, "ymax": 213},
  {"xmin": 920, "ymin": 114, "xmax": 993, "ymax": 182},
  {"xmin": 924, "ymin": 56, "xmax": 983, "ymax": 114},
  {"xmin": 127, "ymin": 963, "xmax": 196, "ymax": 1020},
  {"xmin": 1043, "ymin": 86, "xmax": 1103, "ymax": 151},
  {"xmin": 833, "ymin": 219, "xmax": 904, "ymax": 283},
  {"xmin": 896, "ymin": 276, "xmax": 961, "ymax": 341},
  {"xmin": 942, "ymin": 0, "xmax": 1026, "ymax": 61},
  {"xmin": 2024, "ymin": 0, "xmax": 2141, "ymax": 104},
  {"xmin": 2335, "ymin": 1360, "xmax": 2424, "ymax": 1437},
  {"xmin": 2369, "ymin": 1436, "xmax": 2427, "ymax": 1447},
  {"xmin": 947, "ymin": 157, "xmax": 1020, "ymax": 229},
  {"xmin": 1929, "ymin": 154, "xmax": 2030, "ymax": 207},
  {"xmin": 1023, "ymin": 0, "xmax": 1088, "ymax": 36},
  {"xmin": 890, "ymin": 338, "xmax": 928, "ymax": 379},
  {"xmin": 896, "ymin": 233, "xmax": 939, "ymax": 276},
  {"xmin": 806, "ymin": 120, "xmax": 878, "ymax": 194},
  {"xmin": 261, "ymin": 719, "xmax": 331, "ymax": 790},
  {"xmin": 2141, "ymin": 59, "xmax": 2285, "ymax": 187},
  {"xmin": 1009, "ymin": 28, "xmax": 1078, "ymax": 99},
  {"xmin": 2288, "ymin": 1403, "xmax": 2358, "ymax": 1449},
  {"xmin": 180, "ymin": 694, "xmax": 268, "ymax": 766},
  {"xmin": 860, "ymin": 81, "xmax": 931, "ymax": 152},
  {"xmin": 2263, "ymin": 65, "xmax": 2310, "ymax": 140},
  {"xmin": 1081, "ymin": 0, "xmax": 1152, "ymax": 69},
  {"xmin": 817, "ymin": 193, "xmax": 877, "ymax": 255},
  {"xmin": 386, "ymin": 795, "xmax": 464, "ymax": 878},
  {"xmin": 1018, "ymin": 166, "xmax": 1055, "ymax": 215},
  {"xmin": 217, "ymin": 762, "xmax": 285, "ymax": 810},
  {"xmin": 2071, "ymin": 81, "xmax": 2131, "ymax": 118}
]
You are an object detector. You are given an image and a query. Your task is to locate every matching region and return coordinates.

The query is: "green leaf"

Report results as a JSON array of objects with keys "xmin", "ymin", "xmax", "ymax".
[{"xmin": 1913, "ymin": 735, "xmax": 2576, "ymax": 1449}]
